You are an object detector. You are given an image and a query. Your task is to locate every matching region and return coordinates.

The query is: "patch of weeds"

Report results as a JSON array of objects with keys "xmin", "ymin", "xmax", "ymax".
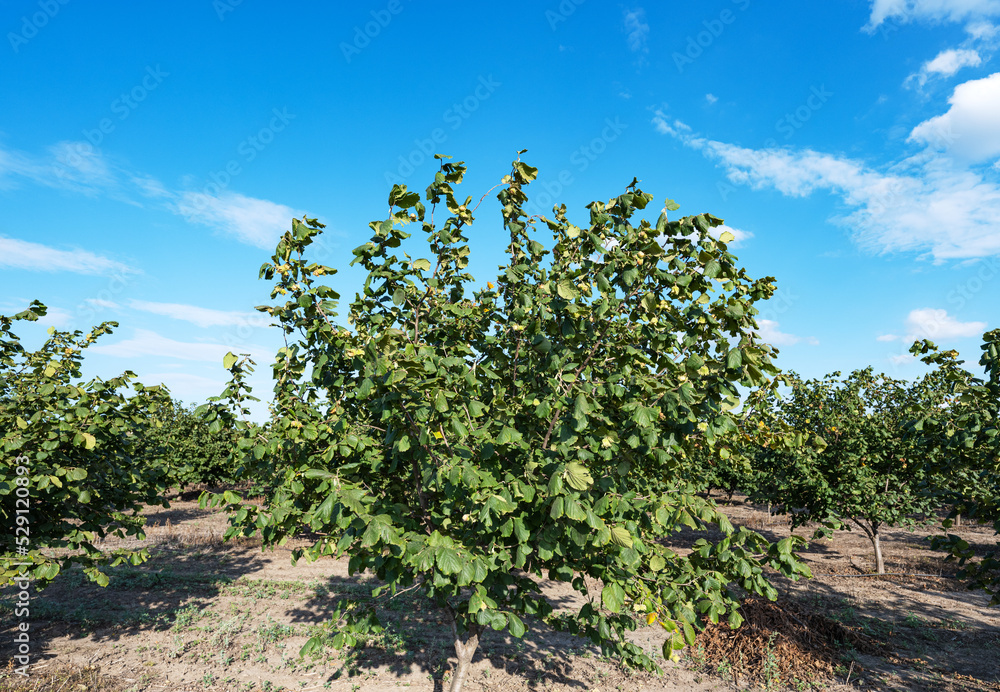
[
  {"xmin": 171, "ymin": 603, "xmax": 204, "ymax": 629},
  {"xmin": 761, "ymin": 633, "xmax": 781, "ymax": 691},
  {"xmin": 257, "ymin": 617, "xmax": 297, "ymax": 649}
]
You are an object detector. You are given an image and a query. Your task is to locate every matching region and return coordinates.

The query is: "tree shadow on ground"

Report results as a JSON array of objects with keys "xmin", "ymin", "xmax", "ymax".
[
  {"xmin": 0, "ymin": 544, "xmax": 267, "ymax": 661},
  {"xmin": 286, "ymin": 572, "xmax": 632, "ymax": 690}
]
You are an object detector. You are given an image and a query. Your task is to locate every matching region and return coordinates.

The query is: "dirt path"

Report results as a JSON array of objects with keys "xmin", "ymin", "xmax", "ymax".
[{"xmin": 1, "ymin": 496, "xmax": 997, "ymax": 691}]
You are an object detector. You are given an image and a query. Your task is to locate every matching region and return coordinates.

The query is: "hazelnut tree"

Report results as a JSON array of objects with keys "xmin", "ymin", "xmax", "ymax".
[
  {"xmin": 750, "ymin": 368, "xmax": 939, "ymax": 574},
  {"xmin": 0, "ymin": 303, "xmax": 171, "ymax": 588},
  {"xmin": 909, "ymin": 332, "xmax": 1000, "ymax": 603},
  {"xmin": 205, "ymin": 155, "xmax": 809, "ymax": 692}
]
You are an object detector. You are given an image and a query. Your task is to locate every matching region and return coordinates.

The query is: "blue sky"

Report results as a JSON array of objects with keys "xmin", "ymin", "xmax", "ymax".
[{"xmin": 2, "ymin": 0, "xmax": 998, "ymax": 417}]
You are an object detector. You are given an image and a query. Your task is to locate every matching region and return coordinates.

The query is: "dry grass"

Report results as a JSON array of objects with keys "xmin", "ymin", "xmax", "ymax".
[
  {"xmin": 0, "ymin": 661, "xmax": 128, "ymax": 692},
  {"xmin": 689, "ymin": 597, "xmax": 887, "ymax": 689}
]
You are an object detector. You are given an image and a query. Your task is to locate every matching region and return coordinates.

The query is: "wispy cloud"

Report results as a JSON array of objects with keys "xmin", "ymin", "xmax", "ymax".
[
  {"xmin": 623, "ymin": 8, "xmax": 650, "ymax": 54},
  {"xmin": 141, "ymin": 372, "xmax": 229, "ymax": 399},
  {"xmin": 756, "ymin": 319, "xmax": 818, "ymax": 347},
  {"xmin": 174, "ymin": 191, "xmax": 300, "ymax": 249},
  {"xmin": 866, "ymin": 0, "xmax": 1000, "ymax": 31},
  {"xmin": 90, "ymin": 328, "xmax": 270, "ymax": 363},
  {"xmin": 651, "ymin": 76, "xmax": 1000, "ymax": 261},
  {"xmin": 0, "ymin": 237, "xmax": 138, "ymax": 276},
  {"xmin": 705, "ymin": 93, "xmax": 719, "ymax": 104},
  {"xmin": 129, "ymin": 299, "xmax": 266, "ymax": 328},
  {"xmin": 0, "ymin": 141, "xmax": 299, "ymax": 250}
]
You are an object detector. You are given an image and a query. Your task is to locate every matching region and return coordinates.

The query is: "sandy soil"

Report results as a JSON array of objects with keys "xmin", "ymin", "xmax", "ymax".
[{"xmin": 1, "ymin": 492, "xmax": 998, "ymax": 692}]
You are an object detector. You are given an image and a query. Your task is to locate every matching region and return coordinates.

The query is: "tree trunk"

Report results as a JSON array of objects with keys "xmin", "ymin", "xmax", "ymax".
[
  {"xmin": 870, "ymin": 528, "xmax": 885, "ymax": 575},
  {"xmin": 954, "ymin": 512, "xmax": 962, "ymax": 527},
  {"xmin": 852, "ymin": 518, "xmax": 885, "ymax": 575},
  {"xmin": 447, "ymin": 612, "xmax": 482, "ymax": 692}
]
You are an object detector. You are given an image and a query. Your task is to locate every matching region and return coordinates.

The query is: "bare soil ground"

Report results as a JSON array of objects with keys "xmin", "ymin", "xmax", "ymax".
[{"xmin": 1, "ymin": 493, "xmax": 998, "ymax": 692}]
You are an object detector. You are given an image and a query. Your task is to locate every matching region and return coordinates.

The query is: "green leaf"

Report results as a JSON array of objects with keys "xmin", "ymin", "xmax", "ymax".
[
  {"xmin": 565, "ymin": 463, "xmax": 594, "ymax": 491},
  {"xmin": 556, "ymin": 280, "xmax": 579, "ymax": 300},
  {"xmin": 413, "ymin": 258, "xmax": 432, "ymax": 271},
  {"xmin": 223, "ymin": 352, "xmax": 238, "ymax": 370},
  {"xmin": 610, "ymin": 527, "xmax": 633, "ymax": 548},
  {"xmin": 507, "ymin": 612, "xmax": 526, "ymax": 638},
  {"xmin": 682, "ymin": 621, "xmax": 696, "ymax": 646},
  {"xmin": 436, "ymin": 548, "xmax": 462, "ymax": 575},
  {"xmin": 601, "ymin": 582, "xmax": 626, "ymax": 612}
]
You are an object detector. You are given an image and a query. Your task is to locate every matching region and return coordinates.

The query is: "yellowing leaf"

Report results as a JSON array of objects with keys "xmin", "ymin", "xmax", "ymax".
[
  {"xmin": 81, "ymin": 433, "xmax": 97, "ymax": 450},
  {"xmin": 718, "ymin": 230, "xmax": 735, "ymax": 244},
  {"xmin": 610, "ymin": 526, "xmax": 633, "ymax": 548},
  {"xmin": 565, "ymin": 462, "xmax": 593, "ymax": 490},
  {"xmin": 646, "ymin": 612, "xmax": 658, "ymax": 625}
]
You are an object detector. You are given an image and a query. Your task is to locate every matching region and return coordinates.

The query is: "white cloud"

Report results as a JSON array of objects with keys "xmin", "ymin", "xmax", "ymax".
[
  {"xmin": 39, "ymin": 307, "xmax": 74, "ymax": 329},
  {"xmin": 877, "ymin": 333, "xmax": 900, "ymax": 341},
  {"xmin": 867, "ymin": 0, "xmax": 1000, "ymax": 30},
  {"xmin": 889, "ymin": 353, "xmax": 918, "ymax": 365},
  {"xmin": 129, "ymin": 299, "xmax": 267, "ymax": 329},
  {"xmin": 0, "ymin": 141, "xmax": 300, "ymax": 250},
  {"xmin": 623, "ymin": 8, "xmax": 650, "ymax": 53},
  {"xmin": 705, "ymin": 93, "xmax": 719, "ymax": 104},
  {"xmin": 141, "ymin": 372, "xmax": 228, "ymax": 401},
  {"xmin": 904, "ymin": 307, "xmax": 987, "ymax": 339},
  {"xmin": 715, "ymin": 224, "xmax": 754, "ymax": 246},
  {"xmin": 0, "ymin": 237, "xmax": 137, "ymax": 276},
  {"xmin": 908, "ymin": 48, "xmax": 983, "ymax": 86},
  {"xmin": 927, "ymin": 47, "xmax": 983, "ymax": 74},
  {"xmin": 175, "ymin": 191, "xmax": 299, "ymax": 249},
  {"xmin": 652, "ymin": 106, "xmax": 1000, "ymax": 261},
  {"xmin": 908, "ymin": 72, "xmax": 1000, "ymax": 162},
  {"xmin": 83, "ymin": 298, "xmax": 120, "ymax": 309},
  {"xmin": 90, "ymin": 328, "xmax": 271, "ymax": 363},
  {"xmin": 756, "ymin": 319, "xmax": 817, "ymax": 347},
  {"xmin": 90, "ymin": 329, "xmax": 233, "ymax": 362}
]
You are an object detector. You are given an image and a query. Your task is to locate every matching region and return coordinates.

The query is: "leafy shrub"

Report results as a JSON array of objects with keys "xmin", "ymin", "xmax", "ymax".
[
  {"xmin": 0, "ymin": 303, "xmax": 170, "ymax": 587},
  {"xmin": 133, "ymin": 398, "xmax": 239, "ymax": 490}
]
